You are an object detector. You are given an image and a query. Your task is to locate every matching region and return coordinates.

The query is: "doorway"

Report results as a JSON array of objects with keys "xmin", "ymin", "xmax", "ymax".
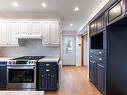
[
  {"xmin": 81, "ymin": 32, "xmax": 89, "ymax": 66},
  {"xmin": 62, "ymin": 35, "xmax": 76, "ymax": 65}
]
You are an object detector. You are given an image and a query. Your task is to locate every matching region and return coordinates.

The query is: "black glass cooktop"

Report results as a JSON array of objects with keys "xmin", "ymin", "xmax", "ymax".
[{"xmin": 11, "ymin": 56, "xmax": 45, "ymax": 60}]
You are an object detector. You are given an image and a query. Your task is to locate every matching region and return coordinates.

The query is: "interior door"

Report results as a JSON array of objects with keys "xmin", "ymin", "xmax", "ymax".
[{"xmin": 62, "ymin": 35, "xmax": 76, "ymax": 65}]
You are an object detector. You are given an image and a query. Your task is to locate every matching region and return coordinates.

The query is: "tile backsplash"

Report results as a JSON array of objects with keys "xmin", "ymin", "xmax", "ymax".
[{"xmin": 0, "ymin": 39, "xmax": 60, "ymax": 57}]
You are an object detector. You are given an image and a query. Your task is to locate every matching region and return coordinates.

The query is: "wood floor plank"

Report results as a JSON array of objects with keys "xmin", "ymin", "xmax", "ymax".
[{"xmin": 45, "ymin": 66, "xmax": 101, "ymax": 95}]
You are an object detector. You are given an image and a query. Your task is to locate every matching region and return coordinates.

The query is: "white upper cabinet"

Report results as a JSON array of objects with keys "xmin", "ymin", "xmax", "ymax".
[
  {"xmin": 41, "ymin": 21, "xmax": 49, "ymax": 45},
  {"xmin": 0, "ymin": 22, "xmax": 8, "ymax": 45},
  {"xmin": 49, "ymin": 21, "xmax": 59, "ymax": 45},
  {"xmin": 8, "ymin": 22, "xmax": 19, "ymax": 45},
  {"xmin": 19, "ymin": 21, "xmax": 41, "ymax": 35},
  {"xmin": 41, "ymin": 21, "xmax": 60, "ymax": 46},
  {"xmin": 30, "ymin": 21, "xmax": 41, "ymax": 35},
  {"xmin": 19, "ymin": 21, "xmax": 30, "ymax": 35},
  {"xmin": 0, "ymin": 20, "xmax": 60, "ymax": 46},
  {"xmin": 0, "ymin": 22, "xmax": 19, "ymax": 46}
]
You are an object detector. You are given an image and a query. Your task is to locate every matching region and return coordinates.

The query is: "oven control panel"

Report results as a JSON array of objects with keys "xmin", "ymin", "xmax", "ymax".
[{"xmin": 7, "ymin": 60, "xmax": 37, "ymax": 65}]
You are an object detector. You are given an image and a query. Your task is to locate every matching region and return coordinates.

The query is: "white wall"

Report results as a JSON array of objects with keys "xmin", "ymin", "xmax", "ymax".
[
  {"xmin": 0, "ymin": 40, "xmax": 60, "ymax": 57},
  {"xmin": 76, "ymin": 35, "xmax": 81, "ymax": 66},
  {"xmin": 84, "ymin": 32, "xmax": 89, "ymax": 66}
]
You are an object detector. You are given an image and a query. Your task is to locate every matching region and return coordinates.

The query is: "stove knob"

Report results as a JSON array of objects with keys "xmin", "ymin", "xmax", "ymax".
[
  {"xmin": 28, "ymin": 61, "xmax": 31, "ymax": 64},
  {"xmin": 13, "ymin": 61, "xmax": 16, "ymax": 64}
]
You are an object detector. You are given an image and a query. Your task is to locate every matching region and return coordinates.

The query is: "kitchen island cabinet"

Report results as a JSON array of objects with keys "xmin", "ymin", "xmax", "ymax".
[{"xmin": 38, "ymin": 57, "xmax": 60, "ymax": 91}]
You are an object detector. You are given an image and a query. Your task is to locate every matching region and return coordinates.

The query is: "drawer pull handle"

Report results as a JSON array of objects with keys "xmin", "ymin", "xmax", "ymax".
[
  {"xmin": 99, "ymin": 58, "xmax": 102, "ymax": 61},
  {"xmin": 46, "ymin": 64, "xmax": 50, "ymax": 66},
  {"xmin": 99, "ymin": 52, "xmax": 102, "ymax": 54},
  {"xmin": 90, "ymin": 56, "xmax": 93, "ymax": 58},
  {"xmin": 46, "ymin": 69, "xmax": 50, "ymax": 72},
  {"xmin": 97, "ymin": 64, "xmax": 104, "ymax": 68}
]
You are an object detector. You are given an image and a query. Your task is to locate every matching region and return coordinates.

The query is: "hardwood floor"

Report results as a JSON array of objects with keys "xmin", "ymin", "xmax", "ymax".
[{"xmin": 45, "ymin": 66, "xmax": 101, "ymax": 95}]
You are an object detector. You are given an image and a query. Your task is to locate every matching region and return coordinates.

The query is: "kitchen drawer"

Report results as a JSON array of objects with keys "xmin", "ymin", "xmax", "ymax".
[
  {"xmin": 96, "ymin": 57, "xmax": 106, "ymax": 65},
  {"xmin": 90, "ymin": 50, "xmax": 106, "ymax": 57}
]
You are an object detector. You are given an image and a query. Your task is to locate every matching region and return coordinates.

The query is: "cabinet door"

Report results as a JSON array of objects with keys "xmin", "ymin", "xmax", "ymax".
[
  {"xmin": 41, "ymin": 22, "xmax": 49, "ymax": 45},
  {"xmin": 47, "ymin": 74, "xmax": 57, "ymax": 90},
  {"xmin": 108, "ymin": 0, "xmax": 124, "ymax": 24},
  {"xmin": 0, "ymin": 22, "xmax": 8, "ymax": 45},
  {"xmin": 96, "ymin": 14, "xmax": 104, "ymax": 31},
  {"xmin": 0, "ymin": 63, "xmax": 7, "ymax": 89},
  {"xmin": 30, "ymin": 21, "xmax": 41, "ymax": 35},
  {"xmin": 49, "ymin": 21, "xmax": 59, "ymax": 45},
  {"xmin": 39, "ymin": 74, "xmax": 47, "ymax": 90},
  {"xmin": 89, "ymin": 21, "xmax": 96, "ymax": 36},
  {"xmin": 89, "ymin": 61, "xmax": 96, "ymax": 84},
  {"xmin": 97, "ymin": 63, "xmax": 105, "ymax": 93},
  {"xmin": 39, "ymin": 63, "xmax": 47, "ymax": 90},
  {"xmin": 8, "ymin": 22, "xmax": 19, "ymax": 45},
  {"xmin": 19, "ymin": 22, "xmax": 30, "ymax": 35}
]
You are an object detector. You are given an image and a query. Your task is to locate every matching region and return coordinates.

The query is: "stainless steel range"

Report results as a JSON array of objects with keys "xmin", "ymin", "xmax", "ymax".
[{"xmin": 7, "ymin": 56, "xmax": 45, "ymax": 90}]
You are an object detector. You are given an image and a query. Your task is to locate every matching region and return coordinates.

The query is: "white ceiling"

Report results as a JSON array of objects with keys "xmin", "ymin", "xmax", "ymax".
[{"xmin": 0, "ymin": 0, "xmax": 104, "ymax": 32}]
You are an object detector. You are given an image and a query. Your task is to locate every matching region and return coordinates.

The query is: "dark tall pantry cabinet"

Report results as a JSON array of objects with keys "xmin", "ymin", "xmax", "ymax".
[{"xmin": 89, "ymin": 0, "xmax": 127, "ymax": 95}]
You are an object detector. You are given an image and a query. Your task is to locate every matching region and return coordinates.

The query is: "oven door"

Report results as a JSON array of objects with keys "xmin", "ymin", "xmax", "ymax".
[{"xmin": 7, "ymin": 65, "xmax": 36, "ymax": 89}]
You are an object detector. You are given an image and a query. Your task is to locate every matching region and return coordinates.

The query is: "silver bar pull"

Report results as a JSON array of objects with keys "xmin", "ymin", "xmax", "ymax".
[
  {"xmin": 97, "ymin": 64, "xmax": 104, "ymax": 68},
  {"xmin": 46, "ymin": 69, "xmax": 50, "ymax": 72},
  {"xmin": 46, "ymin": 64, "xmax": 50, "ymax": 66},
  {"xmin": 99, "ymin": 52, "xmax": 102, "ymax": 54},
  {"xmin": 99, "ymin": 58, "xmax": 102, "ymax": 61}
]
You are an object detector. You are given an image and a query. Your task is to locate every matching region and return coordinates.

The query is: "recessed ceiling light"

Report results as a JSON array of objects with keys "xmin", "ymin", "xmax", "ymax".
[
  {"xmin": 70, "ymin": 24, "xmax": 73, "ymax": 27},
  {"xmin": 74, "ymin": 6, "xmax": 79, "ymax": 11},
  {"xmin": 42, "ymin": 2, "xmax": 47, "ymax": 8},
  {"xmin": 12, "ymin": 2, "xmax": 19, "ymax": 7}
]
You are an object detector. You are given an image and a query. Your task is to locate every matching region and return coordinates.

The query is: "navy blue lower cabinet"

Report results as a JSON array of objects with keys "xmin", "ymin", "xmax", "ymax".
[
  {"xmin": 39, "ymin": 74, "xmax": 47, "ymax": 90},
  {"xmin": 47, "ymin": 74, "xmax": 57, "ymax": 90},
  {"xmin": 96, "ymin": 63, "xmax": 105, "ymax": 94},
  {"xmin": 38, "ymin": 62, "xmax": 58, "ymax": 91},
  {"xmin": 89, "ymin": 61, "xmax": 96, "ymax": 84},
  {"xmin": 0, "ymin": 62, "xmax": 7, "ymax": 89}
]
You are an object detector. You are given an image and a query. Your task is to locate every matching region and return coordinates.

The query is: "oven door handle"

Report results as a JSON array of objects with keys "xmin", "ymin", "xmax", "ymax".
[{"xmin": 7, "ymin": 66, "xmax": 36, "ymax": 69}]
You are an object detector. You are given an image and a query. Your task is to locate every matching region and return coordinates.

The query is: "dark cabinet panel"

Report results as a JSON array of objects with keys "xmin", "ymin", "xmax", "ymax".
[
  {"xmin": 97, "ymin": 63, "xmax": 105, "ymax": 94},
  {"xmin": 89, "ymin": 21, "xmax": 96, "ymax": 36},
  {"xmin": 89, "ymin": 49, "xmax": 106, "ymax": 95},
  {"xmin": 96, "ymin": 14, "xmax": 105, "ymax": 32},
  {"xmin": 47, "ymin": 74, "xmax": 57, "ymax": 90},
  {"xmin": 0, "ymin": 62, "xmax": 7, "ymax": 89},
  {"xmin": 39, "ymin": 74, "xmax": 47, "ymax": 90},
  {"xmin": 38, "ymin": 62, "xmax": 58, "ymax": 91},
  {"xmin": 108, "ymin": 0, "xmax": 124, "ymax": 24},
  {"xmin": 89, "ymin": 61, "xmax": 96, "ymax": 84}
]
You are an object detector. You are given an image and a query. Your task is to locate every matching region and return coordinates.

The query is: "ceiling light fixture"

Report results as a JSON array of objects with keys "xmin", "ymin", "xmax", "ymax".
[
  {"xmin": 12, "ymin": 2, "xmax": 19, "ymax": 7},
  {"xmin": 70, "ymin": 24, "xmax": 73, "ymax": 27},
  {"xmin": 74, "ymin": 6, "xmax": 79, "ymax": 11},
  {"xmin": 42, "ymin": 2, "xmax": 47, "ymax": 8}
]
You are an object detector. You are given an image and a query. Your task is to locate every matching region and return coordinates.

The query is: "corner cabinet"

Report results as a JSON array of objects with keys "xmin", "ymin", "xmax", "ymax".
[{"xmin": 42, "ymin": 21, "xmax": 60, "ymax": 46}]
